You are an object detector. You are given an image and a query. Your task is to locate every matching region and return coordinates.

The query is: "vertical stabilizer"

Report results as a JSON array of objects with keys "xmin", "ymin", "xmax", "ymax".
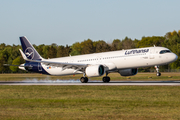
[{"xmin": 20, "ymin": 36, "xmax": 42, "ymax": 60}]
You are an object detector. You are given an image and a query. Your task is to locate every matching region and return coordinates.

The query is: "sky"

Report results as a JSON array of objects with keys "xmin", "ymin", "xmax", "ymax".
[{"xmin": 0, "ymin": 0, "xmax": 180, "ymax": 46}]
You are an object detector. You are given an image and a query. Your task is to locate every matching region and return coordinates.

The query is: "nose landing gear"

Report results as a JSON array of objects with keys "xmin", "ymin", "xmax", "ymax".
[{"xmin": 155, "ymin": 65, "xmax": 161, "ymax": 76}]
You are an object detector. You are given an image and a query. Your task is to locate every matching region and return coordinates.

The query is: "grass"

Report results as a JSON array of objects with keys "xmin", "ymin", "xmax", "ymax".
[
  {"xmin": 0, "ymin": 73, "xmax": 180, "ymax": 119},
  {"xmin": 0, "ymin": 72, "xmax": 180, "ymax": 81},
  {"xmin": 0, "ymin": 86, "xmax": 180, "ymax": 119}
]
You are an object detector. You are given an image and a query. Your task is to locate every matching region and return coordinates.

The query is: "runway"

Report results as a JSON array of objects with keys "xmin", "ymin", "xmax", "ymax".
[{"xmin": 1, "ymin": 80, "xmax": 180, "ymax": 86}]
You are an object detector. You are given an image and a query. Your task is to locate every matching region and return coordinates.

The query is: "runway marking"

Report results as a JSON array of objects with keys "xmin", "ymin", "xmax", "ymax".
[{"xmin": 1, "ymin": 81, "xmax": 180, "ymax": 86}]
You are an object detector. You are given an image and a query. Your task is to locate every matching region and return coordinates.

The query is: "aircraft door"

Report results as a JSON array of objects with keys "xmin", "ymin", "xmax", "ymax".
[
  {"xmin": 38, "ymin": 63, "xmax": 42, "ymax": 71},
  {"xmin": 69, "ymin": 59, "xmax": 74, "ymax": 63},
  {"xmin": 149, "ymin": 48, "xmax": 155, "ymax": 59}
]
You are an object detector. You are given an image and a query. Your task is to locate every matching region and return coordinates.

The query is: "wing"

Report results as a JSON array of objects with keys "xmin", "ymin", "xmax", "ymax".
[
  {"xmin": 19, "ymin": 49, "xmax": 88, "ymax": 72},
  {"xmin": 28, "ymin": 59, "xmax": 88, "ymax": 71}
]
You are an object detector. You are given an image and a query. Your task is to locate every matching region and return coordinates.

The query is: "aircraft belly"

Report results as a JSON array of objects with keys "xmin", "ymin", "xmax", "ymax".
[{"xmin": 42, "ymin": 65, "xmax": 82, "ymax": 76}]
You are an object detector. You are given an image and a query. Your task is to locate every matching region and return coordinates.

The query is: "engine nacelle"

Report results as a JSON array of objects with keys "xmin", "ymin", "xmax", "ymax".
[
  {"xmin": 118, "ymin": 68, "xmax": 138, "ymax": 76},
  {"xmin": 85, "ymin": 65, "xmax": 105, "ymax": 77}
]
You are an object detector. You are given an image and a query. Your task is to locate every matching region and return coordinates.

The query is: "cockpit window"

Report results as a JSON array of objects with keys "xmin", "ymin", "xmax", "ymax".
[{"xmin": 159, "ymin": 50, "xmax": 171, "ymax": 54}]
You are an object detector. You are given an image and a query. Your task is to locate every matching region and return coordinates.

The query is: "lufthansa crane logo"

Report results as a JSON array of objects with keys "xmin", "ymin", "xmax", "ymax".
[{"xmin": 25, "ymin": 47, "xmax": 34, "ymax": 60}]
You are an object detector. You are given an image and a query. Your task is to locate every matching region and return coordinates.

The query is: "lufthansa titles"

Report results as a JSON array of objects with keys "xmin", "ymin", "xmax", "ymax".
[{"xmin": 125, "ymin": 49, "xmax": 149, "ymax": 55}]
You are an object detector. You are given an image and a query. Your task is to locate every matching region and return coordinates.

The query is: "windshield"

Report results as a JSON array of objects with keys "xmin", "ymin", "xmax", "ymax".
[{"xmin": 159, "ymin": 50, "xmax": 171, "ymax": 54}]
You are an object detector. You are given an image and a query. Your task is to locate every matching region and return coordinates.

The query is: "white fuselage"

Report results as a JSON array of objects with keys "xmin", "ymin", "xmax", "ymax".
[{"xmin": 40, "ymin": 46, "xmax": 177, "ymax": 76}]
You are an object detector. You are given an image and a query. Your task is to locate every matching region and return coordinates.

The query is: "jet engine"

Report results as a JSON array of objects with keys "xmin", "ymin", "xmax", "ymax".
[
  {"xmin": 118, "ymin": 68, "xmax": 138, "ymax": 76},
  {"xmin": 85, "ymin": 65, "xmax": 105, "ymax": 77}
]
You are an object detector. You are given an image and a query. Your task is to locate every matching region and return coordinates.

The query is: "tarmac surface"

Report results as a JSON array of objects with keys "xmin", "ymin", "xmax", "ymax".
[{"xmin": 1, "ymin": 80, "xmax": 180, "ymax": 86}]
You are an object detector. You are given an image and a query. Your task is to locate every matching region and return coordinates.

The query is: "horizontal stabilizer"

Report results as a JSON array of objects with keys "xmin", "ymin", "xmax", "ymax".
[{"xmin": 3, "ymin": 64, "xmax": 32, "ymax": 68}]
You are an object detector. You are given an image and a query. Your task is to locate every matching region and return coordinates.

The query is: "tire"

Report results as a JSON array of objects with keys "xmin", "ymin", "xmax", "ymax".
[
  {"xmin": 103, "ymin": 77, "xmax": 106, "ymax": 82},
  {"xmin": 157, "ymin": 72, "xmax": 161, "ymax": 76},
  {"xmin": 102, "ymin": 77, "xmax": 110, "ymax": 83},
  {"xmin": 107, "ymin": 77, "xmax": 110, "ymax": 82},
  {"xmin": 80, "ymin": 77, "xmax": 85, "ymax": 83},
  {"xmin": 84, "ymin": 77, "xmax": 88, "ymax": 83},
  {"xmin": 80, "ymin": 77, "xmax": 88, "ymax": 83}
]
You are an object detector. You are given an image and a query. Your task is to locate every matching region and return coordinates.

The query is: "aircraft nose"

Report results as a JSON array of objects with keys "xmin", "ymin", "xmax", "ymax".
[{"xmin": 172, "ymin": 53, "xmax": 178, "ymax": 62}]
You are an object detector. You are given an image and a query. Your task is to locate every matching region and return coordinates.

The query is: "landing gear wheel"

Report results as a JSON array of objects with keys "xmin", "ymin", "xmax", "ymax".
[
  {"xmin": 102, "ymin": 76, "xmax": 110, "ymax": 83},
  {"xmin": 157, "ymin": 72, "xmax": 161, "ymax": 76},
  {"xmin": 80, "ymin": 77, "xmax": 88, "ymax": 83},
  {"xmin": 155, "ymin": 65, "xmax": 161, "ymax": 77}
]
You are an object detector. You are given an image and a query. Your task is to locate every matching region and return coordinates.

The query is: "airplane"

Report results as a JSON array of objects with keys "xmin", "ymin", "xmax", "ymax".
[{"xmin": 6, "ymin": 36, "xmax": 178, "ymax": 83}]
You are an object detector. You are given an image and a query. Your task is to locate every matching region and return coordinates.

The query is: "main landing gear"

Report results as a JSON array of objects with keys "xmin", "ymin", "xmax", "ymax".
[
  {"xmin": 155, "ymin": 65, "xmax": 161, "ymax": 76},
  {"xmin": 80, "ymin": 72, "xmax": 111, "ymax": 83},
  {"xmin": 80, "ymin": 77, "xmax": 88, "ymax": 83},
  {"xmin": 102, "ymin": 76, "xmax": 110, "ymax": 83},
  {"xmin": 80, "ymin": 73, "xmax": 88, "ymax": 83},
  {"xmin": 102, "ymin": 72, "xmax": 110, "ymax": 83}
]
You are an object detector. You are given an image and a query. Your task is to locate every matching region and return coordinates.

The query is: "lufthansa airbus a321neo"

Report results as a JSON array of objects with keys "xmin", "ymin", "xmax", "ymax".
[{"xmin": 9, "ymin": 36, "xmax": 178, "ymax": 83}]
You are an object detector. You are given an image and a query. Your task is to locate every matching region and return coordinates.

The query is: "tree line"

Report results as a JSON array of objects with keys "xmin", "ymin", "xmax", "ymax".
[{"xmin": 0, "ymin": 30, "xmax": 180, "ymax": 73}]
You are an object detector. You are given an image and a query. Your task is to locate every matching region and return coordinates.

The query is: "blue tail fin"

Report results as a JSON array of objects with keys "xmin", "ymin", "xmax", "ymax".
[{"xmin": 20, "ymin": 36, "xmax": 42, "ymax": 60}]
